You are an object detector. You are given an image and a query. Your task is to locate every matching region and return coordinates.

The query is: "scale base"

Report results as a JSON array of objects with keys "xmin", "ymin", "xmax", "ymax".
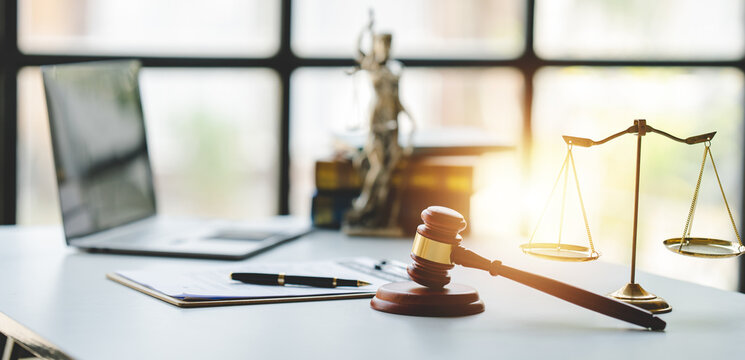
[
  {"xmin": 609, "ymin": 283, "xmax": 672, "ymax": 314},
  {"xmin": 370, "ymin": 281, "xmax": 484, "ymax": 317}
]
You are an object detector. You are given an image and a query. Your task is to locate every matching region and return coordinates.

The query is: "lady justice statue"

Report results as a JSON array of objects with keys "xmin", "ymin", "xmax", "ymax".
[{"xmin": 343, "ymin": 13, "xmax": 415, "ymax": 235}]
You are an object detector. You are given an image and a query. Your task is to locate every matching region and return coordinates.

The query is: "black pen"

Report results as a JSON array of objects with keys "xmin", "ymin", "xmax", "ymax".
[{"xmin": 230, "ymin": 272, "xmax": 372, "ymax": 288}]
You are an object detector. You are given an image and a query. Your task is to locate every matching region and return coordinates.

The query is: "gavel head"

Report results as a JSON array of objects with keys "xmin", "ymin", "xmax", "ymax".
[{"xmin": 407, "ymin": 206, "xmax": 467, "ymax": 288}]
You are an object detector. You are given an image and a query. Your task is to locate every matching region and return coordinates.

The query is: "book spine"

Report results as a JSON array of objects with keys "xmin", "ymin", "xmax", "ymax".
[
  {"xmin": 311, "ymin": 190, "xmax": 359, "ymax": 229},
  {"xmin": 315, "ymin": 160, "xmax": 362, "ymax": 191},
  {"xmin": 397, "ymin": 164, "xmax": 473, "ymax": 194}
]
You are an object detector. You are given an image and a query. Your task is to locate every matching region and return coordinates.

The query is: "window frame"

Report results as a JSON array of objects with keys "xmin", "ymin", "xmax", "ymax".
[{"xmin": 2, "ymin": 0, "xmax": 744, "ymax": 290}]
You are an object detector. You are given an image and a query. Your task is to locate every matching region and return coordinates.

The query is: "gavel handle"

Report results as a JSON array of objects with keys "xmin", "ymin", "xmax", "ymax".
[{"xmin": 451, "ymin": 247, "xmax": 666, "ymax": 330}]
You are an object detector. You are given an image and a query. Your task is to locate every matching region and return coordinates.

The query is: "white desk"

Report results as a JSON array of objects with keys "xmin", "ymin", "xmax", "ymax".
[{"xmin": 1, "ymin": 226, "xmax": 744, "ymax": 359}]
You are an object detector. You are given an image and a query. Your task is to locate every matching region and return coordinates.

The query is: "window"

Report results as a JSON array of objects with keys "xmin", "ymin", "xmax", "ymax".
[
  {"xmin": 534, "ymin": 0, "xmax": 744, "ymax": 60},
  {"xmin": 18, "ymin": 0, "xmax": 281, "ymax": 56},
  {"xmin": 18, "ymin": 67, "xmax": 282, "ymax": 223},
  {"xmin": 291, "ymin": 0, "xmax": 525, "ymax": 58},
  {"xmin": 3, "ymin": 0, "xmax": 744, "ymax": 292}
]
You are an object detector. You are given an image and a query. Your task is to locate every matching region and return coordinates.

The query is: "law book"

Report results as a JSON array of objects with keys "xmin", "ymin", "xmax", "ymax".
[
  {"xmin": 311, "ymin": 156, "xmax": 476, "ymax": 231},
  {"xmin": 311, "ymin": 190, "xmax": 359, "ymax": 228},
  {"xmin": 315, "ymin": 156, "xmax": 476, "ymax": 193},
  {"xmin": 315, "ymin": 160, "xmax": 361, "ymax": 191}
]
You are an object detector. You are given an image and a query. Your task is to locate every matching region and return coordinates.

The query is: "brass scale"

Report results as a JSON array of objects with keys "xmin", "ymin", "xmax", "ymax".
[{"xmin": 522, "ymin": 119, "xmax": 744, "ymax": 313}]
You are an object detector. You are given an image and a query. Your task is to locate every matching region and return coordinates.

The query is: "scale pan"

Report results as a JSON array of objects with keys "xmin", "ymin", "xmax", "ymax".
[
  {"xmin": 520, "ymin": 243, "xmax": 599, "ymax": 262},
  {"xmin": 663, "ymin": 237, "xmax": 745, "ymax": 258}
]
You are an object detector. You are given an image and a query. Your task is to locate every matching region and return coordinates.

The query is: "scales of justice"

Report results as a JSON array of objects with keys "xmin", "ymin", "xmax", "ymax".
[{"xmin": 521, "ymin": 119, "xmax": 745, "ymax": 313}]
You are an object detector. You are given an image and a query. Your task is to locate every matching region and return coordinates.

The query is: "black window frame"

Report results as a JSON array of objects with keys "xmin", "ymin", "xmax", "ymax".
[{"xmin": 2, "ymin": 0, "xmax": 745, "ymax": 290}]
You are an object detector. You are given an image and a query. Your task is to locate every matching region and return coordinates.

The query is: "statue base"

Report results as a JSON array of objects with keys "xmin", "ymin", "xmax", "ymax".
[{"xmin": 370, "ymin": 281, "xmax": 484, "ymax": 317}]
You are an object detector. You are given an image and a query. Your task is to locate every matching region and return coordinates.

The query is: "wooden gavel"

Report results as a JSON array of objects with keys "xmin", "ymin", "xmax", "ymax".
[{"xmin": 372, "ymin": 206, "xmax": 666, "ymax": 331}]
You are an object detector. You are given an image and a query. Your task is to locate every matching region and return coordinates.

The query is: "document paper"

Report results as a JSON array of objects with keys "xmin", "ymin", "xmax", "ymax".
[{"xmin": 114, "ymin": 257, "xmax": 408, "ymax": 301}]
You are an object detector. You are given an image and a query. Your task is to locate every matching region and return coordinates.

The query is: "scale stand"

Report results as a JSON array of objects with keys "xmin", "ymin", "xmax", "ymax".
[{"xmin": 523, "ymin": 119, "xmax": 744, "ymax": 314}]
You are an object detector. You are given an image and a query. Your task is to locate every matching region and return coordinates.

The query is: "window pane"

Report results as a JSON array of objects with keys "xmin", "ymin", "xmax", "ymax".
[
  {"xmin": 18, "ymin": 0, "xmax": 280, "ymax": 56},
  {"xmin": 140, "ymin": 69, "xmax": 280, "ymax": 219},
  {"xmin": 17, "ymin": 68, "xmax": 60, "ymax": 225},
  {"xmin": 17, "ymin": 67, "xmax": 280, "ymax": 225},
  {"xmin": 290, "ymin": 67, "xmax": 523, "ymax": 217},
  {"xmin": 292, "ymin": 0, "xmax": 526, "ymax": 59},
  {"xmin": 532, "ymin": 67, "xmax": 744, "ymax": 290},
  {"xmin": 535, "ymin": 0, "xmax": 745, "ymax": 60}
]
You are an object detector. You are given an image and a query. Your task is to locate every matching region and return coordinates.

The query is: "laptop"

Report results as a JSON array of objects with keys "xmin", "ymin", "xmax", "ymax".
[{"xmin": 41, "ymin": 60, "xmax": 309, "ymax": 260}]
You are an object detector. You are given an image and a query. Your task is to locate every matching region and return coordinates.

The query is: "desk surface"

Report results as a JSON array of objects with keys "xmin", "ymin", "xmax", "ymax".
[{"xmin": 1, "ymin": 226, "xmax": 744, "ymax": 359}]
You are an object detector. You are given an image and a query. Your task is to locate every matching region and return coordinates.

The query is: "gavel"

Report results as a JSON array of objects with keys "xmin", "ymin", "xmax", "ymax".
[{"xmin": 371, "ymin": 206, "xmax": 666, "ymax": 331}]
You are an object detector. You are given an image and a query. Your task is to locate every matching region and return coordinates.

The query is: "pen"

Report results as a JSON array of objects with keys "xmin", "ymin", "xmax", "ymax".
[{"xmin": 230, "ymin": 272, "xmax": 372, "ymax": 288}]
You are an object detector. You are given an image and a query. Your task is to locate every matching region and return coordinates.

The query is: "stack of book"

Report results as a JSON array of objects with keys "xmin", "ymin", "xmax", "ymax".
[
  {"xmin": 311, "ymin": 159, "xmax": 362, "ymax": 229},
  {"xmin": 311, "ymin": 156, "xmax": 476, "ymax": 234}
]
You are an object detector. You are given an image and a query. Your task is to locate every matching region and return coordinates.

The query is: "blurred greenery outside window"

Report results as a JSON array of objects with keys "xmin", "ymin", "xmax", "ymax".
[{"xmin": 13, "ymin": 0, "xmax": 745, "ymax": 290}]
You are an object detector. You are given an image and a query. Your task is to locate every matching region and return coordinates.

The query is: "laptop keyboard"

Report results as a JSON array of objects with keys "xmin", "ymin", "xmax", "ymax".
[
  {"xmin": 97, "ymin": 222, "xmax": 198, "ymax": 245},
  {"xmin": 103, "ymin": 227, "xmax": 276, "ymax": 245}
]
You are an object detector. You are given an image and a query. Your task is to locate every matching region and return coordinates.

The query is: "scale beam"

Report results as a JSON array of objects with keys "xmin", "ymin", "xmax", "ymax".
[
  {"xmin": 562, "ymin": 121, "xmax": 716, "ymax": 148},
  {"xmin": 648, "ymin": 127, "xmax": 716, "ymax": 145}
]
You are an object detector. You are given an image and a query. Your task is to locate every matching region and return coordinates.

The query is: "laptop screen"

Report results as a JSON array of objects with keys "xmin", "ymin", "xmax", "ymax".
[{"xmin": 42, "ymin": 60, "xmax": 157, "ymax": 240}]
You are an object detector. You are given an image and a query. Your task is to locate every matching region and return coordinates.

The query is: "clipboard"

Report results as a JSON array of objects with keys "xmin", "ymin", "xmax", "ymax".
[
  {"xmin": 107, "ymin": 272, "xmax": 377, "ymax": 308},
  {"xmin": 107, "ymin": 257, "xmax": 407, "ymax": 308}
]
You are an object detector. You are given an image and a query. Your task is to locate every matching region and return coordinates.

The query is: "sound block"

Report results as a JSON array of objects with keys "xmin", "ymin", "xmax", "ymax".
[{"xmin": 370, "ymin": 281, "xmax": 484, "ymax": 317}]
